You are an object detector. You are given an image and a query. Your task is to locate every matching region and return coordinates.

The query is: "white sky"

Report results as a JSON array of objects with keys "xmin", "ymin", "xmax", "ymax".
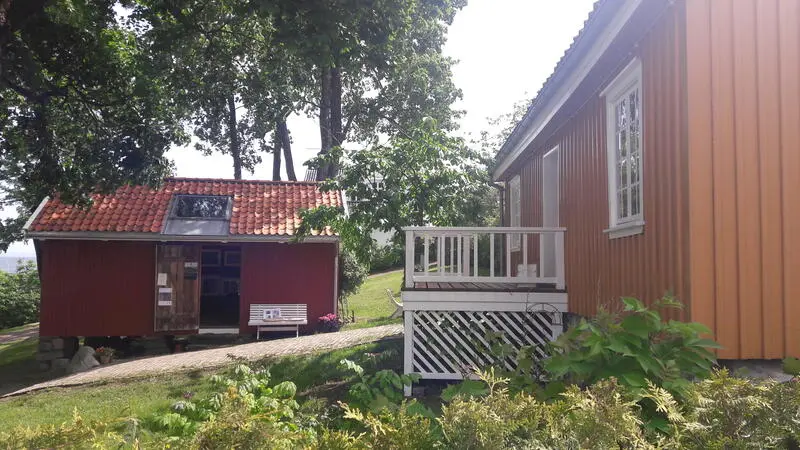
[{"xmin": 3, "ymin": 0, "xmax": 595, "ymax": 257}]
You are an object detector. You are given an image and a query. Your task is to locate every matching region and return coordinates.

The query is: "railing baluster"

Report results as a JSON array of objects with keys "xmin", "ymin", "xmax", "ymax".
[
  {"xmin": 438, "ymin": 235, "xmax": 445, "ymax": 276},
  {"xmin": 404, "ymin": 230, "xmax": 414, "ymax": 288},
  {"xmin": 473, "ymin": 234, "xmax": 478, "ymax": 277},
  {"xmin": 506, "ymin": 233, "xmax": 512, "ymax": 277},
  {"xmin": 522, "ymin": 233, "xmax": 528, "ymax": 277},
  {"xmin": 489, "ymin": 233, "xmax": 495, "ymax": 278},
  {"xmin": 424, "ymin": 234, "xmax": 430, "ymax": 275},
  {"xmin": 457, "ymin": 235, "xmax": 462, "ymax": 276}
]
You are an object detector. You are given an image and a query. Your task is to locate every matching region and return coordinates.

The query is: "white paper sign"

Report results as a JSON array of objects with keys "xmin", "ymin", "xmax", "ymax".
[
  {"xmin": 184, "ymin": 262, "xmax": 198, "ymax": 268},
  {"xmin": 262, "ymin": 308, "xmax": 282, "ymax": 319},
  {"xmin": 158, "ymin": 287, "xmax": 173, "ymax": 306},
  {"xmin": 157, "ymin": 273, "xmax": 168, "ymax": 286}
]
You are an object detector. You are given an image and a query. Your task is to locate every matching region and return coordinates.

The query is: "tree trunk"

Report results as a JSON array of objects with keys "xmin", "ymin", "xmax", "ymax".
[
  {"xmin": 317, "ymin": 67, "xmax": 332, "ymax": 181},
  {"xmin": 277, "ymin": 120, "xmax": 296, "ymax": 181},
  {"xmin": 272, "ymin": 131, "xmax": 282, "ymax": 181},
  {"xmin": 226, "ymin": 94, "xmax": 242, "ymax": 180},
  {"xmin": 326, "ymin": 66, "xmax": 343, "ymax": 179}
]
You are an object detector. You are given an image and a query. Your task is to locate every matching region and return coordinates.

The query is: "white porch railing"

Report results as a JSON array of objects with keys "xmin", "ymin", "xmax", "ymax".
[{"xmin": 403, "ymin": 226, "xmax": 566, "ymax": 290}]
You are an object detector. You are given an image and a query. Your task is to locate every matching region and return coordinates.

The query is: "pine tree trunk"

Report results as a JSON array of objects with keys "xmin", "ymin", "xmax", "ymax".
[
  {"xmin": 227, "ymin": 94, "xmax": 242, "ymax": 180},
  {"xmin": 277, "ymin": 120, "xmax": 296, "ymax": 181}
]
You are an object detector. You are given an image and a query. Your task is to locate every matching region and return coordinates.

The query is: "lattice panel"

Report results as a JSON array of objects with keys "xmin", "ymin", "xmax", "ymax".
[{"xmin": 409, "ymin": 310, "xmax": 559, "ymax": 377}]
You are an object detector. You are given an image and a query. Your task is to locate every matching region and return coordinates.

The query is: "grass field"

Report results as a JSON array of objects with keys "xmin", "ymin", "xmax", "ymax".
[
  {"xmin": 0, "ymin": 339, "xmax": 402, "ymax": 429},
  {"xmin": 344, "ymin": 270, "xmax": 402, "ymax": 328}
]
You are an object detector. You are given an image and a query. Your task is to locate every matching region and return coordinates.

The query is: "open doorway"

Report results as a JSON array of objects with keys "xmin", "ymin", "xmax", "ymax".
[{"xmin": 199, "ymin": 245, "xmax": 241, "ymax": 330}]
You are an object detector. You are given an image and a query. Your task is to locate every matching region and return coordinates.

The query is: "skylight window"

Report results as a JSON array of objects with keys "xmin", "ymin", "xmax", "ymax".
[
  {"xmin": 163, "ymin": 195, "xmax": 233, "ymax": 236},
  {"xmin": 170, "ymin": 195, "xmax": 232, "ymax": 220}
]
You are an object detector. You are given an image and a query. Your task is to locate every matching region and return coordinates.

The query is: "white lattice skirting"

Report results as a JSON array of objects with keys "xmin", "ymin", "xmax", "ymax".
[{"xmin": 404, "ymin": 309, "xmax": 562, "ymax": 381}]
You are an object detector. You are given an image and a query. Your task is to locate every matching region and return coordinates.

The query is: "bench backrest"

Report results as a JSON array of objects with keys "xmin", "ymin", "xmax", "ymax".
[{"xmin": 249, "ymin": 303, "xmax": 307, "ymax": 321}]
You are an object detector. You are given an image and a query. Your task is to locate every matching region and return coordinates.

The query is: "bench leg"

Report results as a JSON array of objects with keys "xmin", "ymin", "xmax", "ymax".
[
  {"xmin": 257, "ymin": 328, "xmax": 260, "ymax": 340},
  {"xmin": 295, "ymin": 325, "xmax": 299, "ymax": 338}
]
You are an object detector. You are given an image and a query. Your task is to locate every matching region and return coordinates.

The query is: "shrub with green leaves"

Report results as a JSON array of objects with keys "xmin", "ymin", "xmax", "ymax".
[
  {"xmin": 340, "ymin": 358, "xmax": 422, "ymax": 413},
  {"xmin": 0, "ymin": 260, "xmax": 40, "ymax": 329},
  {"xmin": 150, "ymin": 364, "xmax": 301, "ymax": 437},
  {"xmin": 546, "ymin": 296, "xmax": 720, "ymax": 399}
]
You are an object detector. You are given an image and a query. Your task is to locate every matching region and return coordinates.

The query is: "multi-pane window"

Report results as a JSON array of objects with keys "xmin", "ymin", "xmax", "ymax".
[
  {"xmin": 612, "ymin": 88, "xmax": 642, "ymax": 222},
  {"xmin": 171, "ymin": 195, "xmax": 232, "ymax": 219},
  {"xmin": 604, "ymin": 59, "xmax": 643, "ymax": 234},
  {"xmin": 509, "ymin": 175, "xmax": 521, "ymax": 250}
]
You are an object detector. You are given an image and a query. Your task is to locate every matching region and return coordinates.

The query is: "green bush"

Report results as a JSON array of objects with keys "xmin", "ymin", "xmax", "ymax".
[
  {"xmin": 0, "ymin": 260, "xmax": 40, "ymax": 329},
  {"xmin": 368, "ymin": 241, "xmax": 403, "ymax": 273},
  {"xmin": 4, "ymin": 363, "xmax": 799, "ymax": 449},
  {"xmin": 546, "ymin": 296, "xmax": 719, "ymax": 400}
]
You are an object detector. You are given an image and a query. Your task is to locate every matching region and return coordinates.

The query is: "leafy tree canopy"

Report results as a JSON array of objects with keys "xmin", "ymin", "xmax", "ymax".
[
  {"xmin": 0, "ymin": 0, "xmax": 186, "ymax": 251},
  {"xmin": 299, "ymin": 119, "xmax": 490, "ymax": 264}
]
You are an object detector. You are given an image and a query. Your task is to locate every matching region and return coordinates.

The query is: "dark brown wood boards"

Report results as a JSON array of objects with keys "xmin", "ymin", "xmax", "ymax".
[{"xmin": 154, "ymin": 244, "xmax": 201, "ymax": 332}]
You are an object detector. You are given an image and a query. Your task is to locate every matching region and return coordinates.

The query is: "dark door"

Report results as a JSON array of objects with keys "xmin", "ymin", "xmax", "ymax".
[{"xmin": 155, "ymin": 244, "xmax": 200, "ymax": 332}]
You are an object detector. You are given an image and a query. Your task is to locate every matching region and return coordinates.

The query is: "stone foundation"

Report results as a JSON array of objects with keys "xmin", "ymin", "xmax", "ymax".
[{"xmin": 37, "ymin": 337, "xmax": 79, "ymax": 371}]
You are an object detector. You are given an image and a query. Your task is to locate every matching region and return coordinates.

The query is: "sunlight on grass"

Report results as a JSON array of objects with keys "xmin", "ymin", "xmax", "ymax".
[
  {"xmin": 0, "ymin": 339, "xmax": 403, "ymax": 429},
  {"xmin": 345, "ymin": 270, "xmax": 402, "ymax": 323},
  {"xmin": 0, "ymin": 336, "xmax": 38, "ymax": 368}
]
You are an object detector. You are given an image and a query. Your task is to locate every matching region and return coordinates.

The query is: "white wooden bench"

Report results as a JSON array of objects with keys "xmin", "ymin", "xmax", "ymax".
[{"xmin": 248, "ymin": 304, "xmax": 308, "ymax": 339}]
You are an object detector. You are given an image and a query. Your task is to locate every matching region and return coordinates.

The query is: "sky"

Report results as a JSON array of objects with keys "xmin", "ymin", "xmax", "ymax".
[{"xmin": 3, "ymin": 0, "xmax": 596, "ymax": 257}]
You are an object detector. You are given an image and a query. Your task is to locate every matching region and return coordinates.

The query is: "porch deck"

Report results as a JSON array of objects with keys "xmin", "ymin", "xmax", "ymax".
[
  {"xmin": 409, "ymin": 281, "xmax": 564, "ymax": 292},
  {"xmin": 401, "ymin": 227, "xmax": 569, "ymax": 392}
]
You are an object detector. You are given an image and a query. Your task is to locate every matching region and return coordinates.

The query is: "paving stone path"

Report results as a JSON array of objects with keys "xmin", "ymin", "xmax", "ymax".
[{"xmin": 6, "ymin": 324, "xmax": 403, "ymax": 397}]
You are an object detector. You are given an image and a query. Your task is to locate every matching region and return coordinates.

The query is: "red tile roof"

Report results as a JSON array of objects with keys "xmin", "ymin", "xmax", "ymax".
[{"xmin": 27, "ymin": 178, "xmax": 342, "ymax": 237}]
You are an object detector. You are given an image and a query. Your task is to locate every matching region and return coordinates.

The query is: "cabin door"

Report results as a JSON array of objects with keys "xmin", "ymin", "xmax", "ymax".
[
  {"xmin": 541, "ymin": 146, "xmax": 560, "ymax": 278},
  {"xmin": 154, "ymin": 244, "xmax": 201, "ymax": 332}
]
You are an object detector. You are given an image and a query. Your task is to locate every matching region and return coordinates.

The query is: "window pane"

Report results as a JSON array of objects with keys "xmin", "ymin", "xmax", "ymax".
[
  {"xmin": 619, "ymin": 158, "xmax": 628, "ymax": 188},
  {"xmin": 618, "ymin": 189, "xmax": 628, "ymax": 219},
  {"xmin": 173, "ymin": 195, "xmax": 231, "ymax": 218},
  {"xmin": 631, "ymin": 152, "xmax": 640, "ymax": 184},
  {"xmin": 632, "ymin": 184, "xmax": 641, "ymax": 216}
]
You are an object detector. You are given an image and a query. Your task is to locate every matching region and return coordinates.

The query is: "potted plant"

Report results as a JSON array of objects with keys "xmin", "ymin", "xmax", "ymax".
[
  {"xmin": 95, "ymin": 347, "xmax": 115, "ymax": 364},
  {"xmin": 318, "ymin": 313, "xmax": 343, "ymax": 333}
]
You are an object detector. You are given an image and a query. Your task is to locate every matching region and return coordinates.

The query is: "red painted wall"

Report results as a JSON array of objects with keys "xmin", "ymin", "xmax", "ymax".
[
  {"xmin": 239, "ymin": 242, "xmax": 337, "ymax": 334},
  {"xmin": 39, "ymin": 240, "xmax": 337, "ymax": 337},
  {"xmin": 39, "ymin": 240, "xmax": 156, "ymax": 337}
]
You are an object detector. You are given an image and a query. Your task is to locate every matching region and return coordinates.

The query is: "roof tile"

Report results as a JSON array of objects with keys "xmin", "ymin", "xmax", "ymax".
[{"xmin": 29, "ymin": 178, "xmax": 342, "ymax": 237}]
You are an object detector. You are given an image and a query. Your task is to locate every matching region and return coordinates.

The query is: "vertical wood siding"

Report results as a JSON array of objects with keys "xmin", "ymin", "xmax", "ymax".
[
  {"xmin": 39, "ymin": 240, "xmax": 156, "ymax": 337},
  {"xmin": 239, "ymin": 242, "xmax": 337, "ymax": 334},
  {"xmin": 509, "ymin": 4, "xmax": 689, "ymax": 322},
  {"xmin": 686, "ymin": 0, "xmax": 800, "ymax": 359}
]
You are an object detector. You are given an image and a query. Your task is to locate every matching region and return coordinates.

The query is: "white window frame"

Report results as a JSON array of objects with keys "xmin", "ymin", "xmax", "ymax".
[
  {"xmin": 602, "ymin": 59, "xmax": 645, "ymax": 239},
  {"xmin": 509, "ymin": 175, "xmax": 521, "ymax": 250}
]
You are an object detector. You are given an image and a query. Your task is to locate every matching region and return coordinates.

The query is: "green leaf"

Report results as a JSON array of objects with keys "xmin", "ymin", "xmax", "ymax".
[
  {"xmin": 621, "ymin": 314, "xmax": 655, "ymax": 339},
  {"xmin": 621, "ymin": 297, "xmax": 645, "ymax": 312},
  {"xmin": 620, "ymin": 371, "xmax": 648, "ymax": 387}
]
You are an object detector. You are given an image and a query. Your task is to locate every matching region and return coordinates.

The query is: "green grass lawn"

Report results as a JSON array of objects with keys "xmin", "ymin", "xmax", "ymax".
[
  {"xmin": 0, "ymin": 339, "xmax": 402, "ymax": 430},
  {"xmin": 344, "ymin": 270, "xmax": 403, "ymax": 329}
]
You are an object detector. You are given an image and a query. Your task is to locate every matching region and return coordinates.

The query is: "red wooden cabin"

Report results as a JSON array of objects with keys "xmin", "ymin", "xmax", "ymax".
[{"xmin": 24, "ymin": 178, "xmax": 341, "ymax": 338}]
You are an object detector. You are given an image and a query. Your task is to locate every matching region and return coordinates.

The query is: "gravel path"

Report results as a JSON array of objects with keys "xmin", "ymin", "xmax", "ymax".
[
  {"xmin": 0, "ymin": 324, "xmax": 39, "ymax": 344},
  {"xmin": 6, "ymin": 324, "xmax": 403, "ymax": 397}
]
